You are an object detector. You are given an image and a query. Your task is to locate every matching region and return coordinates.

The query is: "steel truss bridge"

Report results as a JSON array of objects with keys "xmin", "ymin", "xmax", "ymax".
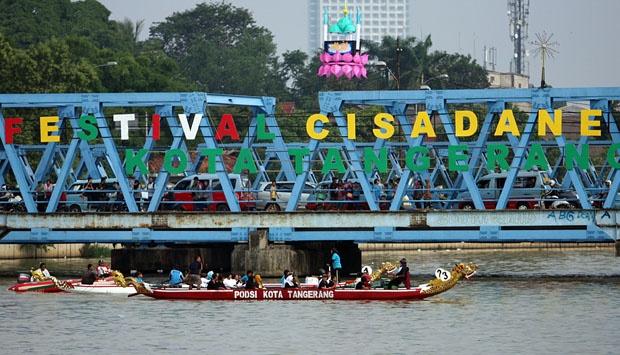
[{"xmin": 0, "ymin": 88, "xmax": 619, "ymax": 244}]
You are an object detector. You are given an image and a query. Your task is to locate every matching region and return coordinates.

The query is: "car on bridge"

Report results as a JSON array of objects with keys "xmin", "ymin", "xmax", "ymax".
[
  {"xmin": 458, "ymin": 171, "xmax": 550, "ymax": 210},
  {"xmin": 64, "ymin": 178, "xmax": 121, "ymax": 212},
  {"xmin": 170, "ymin": 173, "xmax": 256, "ymax": 212},
  {"xmin": 255, "ymin": 181, "xmax": 316, "ymax": 211}
]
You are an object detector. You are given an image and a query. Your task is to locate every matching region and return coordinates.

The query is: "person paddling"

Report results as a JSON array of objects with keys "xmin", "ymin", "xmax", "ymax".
[
  {"xmin": 387, "ymin": 258, "xmax": 411, "ymax": 289},
  {"xmin": 81, "ymin": 264, "xmax": 97, "ymax": 285},
  {"xmin": 318, "ymin": 273, "xmax": 335, "ymax": 289},
  {"xmin": 168, "ymin": 266, "xmax": 184, "ymax": 287},
  {"xmin": 355, "ymin": 267, "xmax": 372, "ymax": 290}
]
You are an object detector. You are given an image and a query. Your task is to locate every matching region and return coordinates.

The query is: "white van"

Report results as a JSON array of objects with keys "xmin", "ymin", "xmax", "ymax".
[{"xmin": 459, "ymin": 171, "xmax": 549, "ymax": 209}]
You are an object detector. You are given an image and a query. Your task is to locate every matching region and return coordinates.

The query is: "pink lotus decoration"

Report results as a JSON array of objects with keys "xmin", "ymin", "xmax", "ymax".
[{"xmin": 317, "ymin": 53, "xmax": 369, "ymax": 79}]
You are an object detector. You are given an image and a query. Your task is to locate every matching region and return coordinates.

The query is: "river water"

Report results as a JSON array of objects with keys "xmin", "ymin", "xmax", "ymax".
[{"xmin": 0, "ymin": 249, "xmax": 618, "ymax": 355}]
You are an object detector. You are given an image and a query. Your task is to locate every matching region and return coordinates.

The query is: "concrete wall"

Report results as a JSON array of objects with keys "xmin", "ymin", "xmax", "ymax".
[{"xmin": 0, "ymin": 243, "xmax": 114, "ymax": 259}]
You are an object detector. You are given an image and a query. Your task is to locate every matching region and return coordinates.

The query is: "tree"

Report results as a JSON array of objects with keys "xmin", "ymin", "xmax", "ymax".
[
  {"xmin": 150, "ymin": 2, "xmax": 283, "ymax": 96},
  {"xmin": 0, "ymin": 0, "xmax": 135, "ymax": 52}
]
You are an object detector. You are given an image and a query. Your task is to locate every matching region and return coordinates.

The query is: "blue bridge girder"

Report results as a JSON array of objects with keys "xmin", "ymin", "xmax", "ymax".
[
  {"xmin": 0, "ymin": 210, "xmax": 616, "ymax": 244},
  {"xmin": 0, "ymin": 87, "xmax": 618, "ymax": 221}
]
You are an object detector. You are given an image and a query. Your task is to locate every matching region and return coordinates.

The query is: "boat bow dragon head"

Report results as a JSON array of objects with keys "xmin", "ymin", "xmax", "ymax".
[{"xmin": 419, "ymin": 262, "xmax": 478, "ymax": 296}]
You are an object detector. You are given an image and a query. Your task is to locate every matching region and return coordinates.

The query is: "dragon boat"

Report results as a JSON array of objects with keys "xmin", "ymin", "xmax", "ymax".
[
  {"xmin": 58, "ymin": 271, "xmax": 148, "ymax": 295},
  {"xmin": 8, "ymin": 278, "xmax": 80, "ymax": 293},
  {"xmin": 8, "ymin": 270, "xmax": 79, "ymax": 293},
  {"xmin": 138, "ymin": 262, "xmax": 478, "ymax": 301}
]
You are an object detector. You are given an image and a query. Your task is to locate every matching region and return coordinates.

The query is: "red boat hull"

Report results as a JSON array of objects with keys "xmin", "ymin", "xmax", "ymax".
[
  {"xmin": 8, "ymin": 279, "xmax": 80, "ymax": 293},
  {"xmin": 145, "ymin": 287, "xmax": 429, "ymax": 301}
]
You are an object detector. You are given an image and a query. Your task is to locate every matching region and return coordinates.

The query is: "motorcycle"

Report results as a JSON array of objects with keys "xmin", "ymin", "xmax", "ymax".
[
  {"xmin": 0, "ymin": 193, "xmax": 26, "ymax": 212},
  {"xmin": 537, "ymin": 188, "xmax": 579, "ymax": 209}
]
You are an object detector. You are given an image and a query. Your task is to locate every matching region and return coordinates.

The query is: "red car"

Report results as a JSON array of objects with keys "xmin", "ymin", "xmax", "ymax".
[{"xmin": 171, "ymin": 174, "xmax": 255, "ymax": 212}]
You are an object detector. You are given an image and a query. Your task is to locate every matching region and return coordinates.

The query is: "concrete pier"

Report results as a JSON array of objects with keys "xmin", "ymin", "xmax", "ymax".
[
  {"xmin": 616, "ymin": 240, "xmax": 620, "ymax": 256},
  {"xmin": 231, "ymin": 231, "xmax": 361, "ymax": 276}
]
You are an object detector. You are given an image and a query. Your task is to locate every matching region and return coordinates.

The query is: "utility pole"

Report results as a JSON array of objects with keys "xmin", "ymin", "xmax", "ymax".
[{"xmin": 395, "ymin": 37, "xmax": 402, "ymax": 90}]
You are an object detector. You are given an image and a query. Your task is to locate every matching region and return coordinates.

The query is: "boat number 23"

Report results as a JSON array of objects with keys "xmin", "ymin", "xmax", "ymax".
[{"xmin": 435, "ymin": 268, "xmax": 451, "ymax": 282}]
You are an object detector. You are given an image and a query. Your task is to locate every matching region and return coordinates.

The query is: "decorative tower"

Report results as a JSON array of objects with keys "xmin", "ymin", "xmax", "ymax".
[{"xmin": 317, "ymin": 2, "xmax": 368, "ymax": 80}]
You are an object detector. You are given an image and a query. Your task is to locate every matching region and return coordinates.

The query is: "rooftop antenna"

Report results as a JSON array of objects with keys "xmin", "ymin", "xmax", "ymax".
[{"xmin": 531, "ymin": 31, "xmax": 559, "ymax": 88}]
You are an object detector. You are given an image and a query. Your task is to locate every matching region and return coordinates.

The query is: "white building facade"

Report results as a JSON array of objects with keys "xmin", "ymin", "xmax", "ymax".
[{"xmin": 308, "ymin": 0, "xmax": 413, "ymax": 53}]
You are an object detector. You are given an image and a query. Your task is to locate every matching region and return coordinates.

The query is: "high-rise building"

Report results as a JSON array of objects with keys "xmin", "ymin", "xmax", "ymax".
[{"xmin": 308, "ymin": 0, "xmax": 413, "ymax": 53}]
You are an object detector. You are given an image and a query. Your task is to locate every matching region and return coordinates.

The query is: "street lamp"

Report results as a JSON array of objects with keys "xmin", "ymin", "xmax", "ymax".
[
  {"xmin": 371, "ymin": 60, "xmax": 400, "ymax": 90},
  {"xmin": 421, "ymin": 73, "xmax": 449, "ymax": 88},
  {"xmin": 96, "ymin": 61, "xmax": 118, "ymax": 68}
]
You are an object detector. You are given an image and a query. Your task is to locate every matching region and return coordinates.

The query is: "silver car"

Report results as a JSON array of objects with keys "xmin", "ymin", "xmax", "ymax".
[{"xmin": 256, "ymin": 181, "xmax": 316, "ymax": 211}]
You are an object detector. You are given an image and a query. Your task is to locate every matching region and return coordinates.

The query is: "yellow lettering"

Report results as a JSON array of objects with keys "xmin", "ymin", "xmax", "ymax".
[
  {"xmin": 306, "ymin": 114, "xmax": 329, "ymax": 140},
  {"xmin": 372, "ymin": 113, "xmax": 395, "ymax": 139},
  {"xmin": 537, "ymin": 109, "xmax": 562, "ymax": 136},
  {"xmin": 411, "ymin": 111, "xmax": 436, "ymax": 138},
  {"xmin": 580, "ymin": 109, "xmax": 602, "ymax": 136},
  {"xmin": 346, "ymin": 113, "xmax": 356, "ymax": 139},
  {"xmin": 455, "ymin": 110, "xmax": 478, "ymax": 137},
  {"xmin": 494, "ymin": 110, "xmax": 520, "ymax": 136},
  {"xmin": 40, "ymin": 116, "xmax": 60, "ymax": 143}
]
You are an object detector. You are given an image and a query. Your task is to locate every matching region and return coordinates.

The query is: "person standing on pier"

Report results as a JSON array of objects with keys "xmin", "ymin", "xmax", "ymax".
[{"xmin": 330, "ymin": 248, "xmax": 342, "ymax": 283}]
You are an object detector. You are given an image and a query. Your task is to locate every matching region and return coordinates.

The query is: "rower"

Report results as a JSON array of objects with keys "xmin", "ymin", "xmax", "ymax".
[
  {"xmin": 387, "ymin": 258, "xmax": 411, "ymax": 289},
  {"xmin": 168, "ymin": 266, "xmax": 184, "ymax": 287},
  {"xmin": 244, "ymin": 270, "xmax": 256, "ymax": 289},
  {"xmin": 355, "ymin": 267, "xmax": 372, "ymax": 290},
  {"xmin": 96, "ymin": 260, "xmax": 111, "ymax": 278},
  {"xmin": 81, "ymin": 264, "xmax": 97, "ymax": 285},
  {"xmin": 134, "ymin": 271, "xmax": 144, "ymax": 283},
  {"xmin": 32, "ymin": 262, "xmax": 51, "ymax": 281},
  {"xmin": 318, "ymin": 273, "xmax": 335, "ymax": 289},
  {"xmin": 283, "ymin": 271, "xmax": 298, "ymax": 288}
]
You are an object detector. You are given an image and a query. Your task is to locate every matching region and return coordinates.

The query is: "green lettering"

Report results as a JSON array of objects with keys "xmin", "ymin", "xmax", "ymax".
[
  {"xmin": 163, "ymin": 149, "xmax": 187, "ymax": 175},
  {"xmin": 363, "ymin": 147, "xmax": 388, "ymax": 174},
  {"xmin": 524, "ymin": 143, "xmax": 549, "ymax": 170},
  {"xmin": 486, "ymin": 143, "xmax": 510, "ymax": 171},
  {"xmin": 565, "ymin": 143, "xmax": 589, "ymax": 170},
  {"xmin": 405, "ymin": 146, "xmax": 430, "ymax": 172},
  {"xmin": 321, "ymin": 148, "xmax": 347, "ymax": 175},
  {"xmin": 607, "ymin": 143, "xmax": 620, "ymax": 169},
  {"xmin": 124, "ymin": 149, "xmax": 148, "ymax": 176},
  {"xmin": 289, "ymin": 148, "xmax": 310, "ymax": 175},
  {"xmin": 448, "ymin": 145, "xmax": 469, "ymax": 172},
  {"xmin": 77, "ymin": 114, "xmax": 98, "ymax": 141},
  {"xmin": 256, "ymin": 114, "xmax": 275, "ymax": 142},
  {"xmin": 199, "ymin": 148, "xmax": 223, "ymax": 173},
  {"xmin": 233, "ymin": 148, "xmax": 257, "ymax": 174}
]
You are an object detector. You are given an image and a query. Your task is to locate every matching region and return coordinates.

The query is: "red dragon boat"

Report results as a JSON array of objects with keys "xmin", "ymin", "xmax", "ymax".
[
  {"xmin": 8, "ymin": 278, "xmax": 80, "ymax": 293},
  {"xmin": 139, "ymin": 263, "xmax": 477, "ymax": 301}
]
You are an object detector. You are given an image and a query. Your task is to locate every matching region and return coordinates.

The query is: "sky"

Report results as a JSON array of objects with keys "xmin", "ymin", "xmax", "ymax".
[{"xmin": 98, "ymin": 0, "xmax": 620, "ymax": 88}]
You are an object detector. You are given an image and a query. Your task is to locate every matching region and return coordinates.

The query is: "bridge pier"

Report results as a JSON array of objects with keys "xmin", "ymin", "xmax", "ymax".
[
  {"xmin": 231, "ymin": 230, "xmax": 361, "ymax": 277},
  {"xmin": 616, "ymin": 240, "xmax": 620, "ymax": 257}
]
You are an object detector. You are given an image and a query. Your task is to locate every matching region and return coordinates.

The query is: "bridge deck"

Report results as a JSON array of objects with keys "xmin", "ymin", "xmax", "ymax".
[{"xmin": 1, "ymin": 210, "xmax": 617, "ymax": 244}]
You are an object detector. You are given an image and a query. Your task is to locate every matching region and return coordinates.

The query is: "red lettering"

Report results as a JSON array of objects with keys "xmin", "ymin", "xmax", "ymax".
[
  {"xmin": 215, "ymin": 114, "xmax": 240, "ymax": 141},
  {"xmin": 4, "ymin": 117, "xmax": 23, "ymax": 144},
  {"xmin": 152, "ymin": 114, "xmax": 160, "ymax": 141}
]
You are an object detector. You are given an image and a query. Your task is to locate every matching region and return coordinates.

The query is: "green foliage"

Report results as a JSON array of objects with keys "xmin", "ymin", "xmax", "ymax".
[
  {"xmin": 150, "ymin": 2, "xmax": 283, "ymax": 96},
  {"xmin": 0, "ymin": 1, "xmax": 489, "ymax": 110},
  {"xmin": 79, "ymin": 243, "xmax": 111, "ymax": 258}
]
